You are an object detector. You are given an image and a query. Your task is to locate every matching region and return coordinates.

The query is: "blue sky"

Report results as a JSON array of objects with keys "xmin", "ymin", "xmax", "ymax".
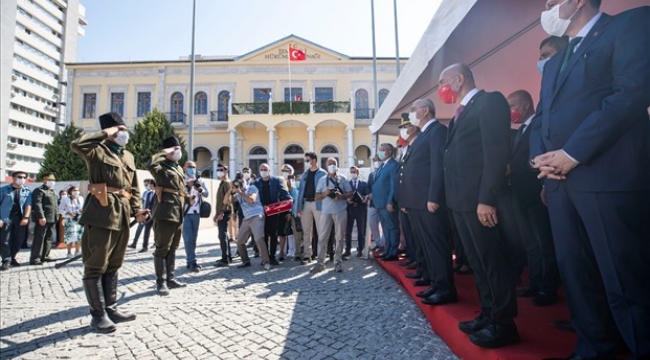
[{"xmin": 76, "ymin": 0, "xmax": 442, "ymax": 62}]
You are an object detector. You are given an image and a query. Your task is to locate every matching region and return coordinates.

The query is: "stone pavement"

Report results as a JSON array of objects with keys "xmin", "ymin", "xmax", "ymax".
[{"xmin": 0, "ymin": 224, "xmax": 457, "ymax": 360}]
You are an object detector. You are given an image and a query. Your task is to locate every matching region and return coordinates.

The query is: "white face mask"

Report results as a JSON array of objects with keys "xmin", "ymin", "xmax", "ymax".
[
  {"xmin": 72, "ymin": 191, "xmax": 80, "ymax": 197},
  {"xmin": 537, "ymin": 57, "xmax": 551, "ymax": 75},
  {"xmin": 290, "ymin": 180, "xmax": 296, "ymax": 188},
  {"xmin": 216, "ymin": 171, "xmax": 225, "ymax": 178},
  {"xmin": 243, "ymin": 172, "xmax": 251, "ymax": 180},
  {"xmin": 15, "ymin": 178, "xmax": 25, "ymax": 186},
  {"xmin": 350, "ymin": 173, "xmax": 358, "ymax": 180},
  {"xmin": 540, "ymin": 0, "xmax": 578, "ymax": 37},
  {"xmin": 399, "ymin": 128, "xmax": 409, "ymax": 139},
  {"xmin": 171, "ymin": 149, "xmax": 182, "ymax": 161},
  {"xmin": 327, "ymin": 164, "xmax": 337, "ymax": 174},
  {"xmin": 114, "ymin": 131, "xmax": 129, "ymax": 146},
  {"xmin": 409, "ymin": 112, "xmax": 420, "ymax": 128},
  {"xmin": 373, "ymin": 161, "xmax": 381, "ymax": 169},
  {"xmin": 282, "ymin": 172, "xmax": 290, "ymax": 179},
  {"xmin": 46, "ymin": 181, "xmax": 56, "ymax": 188},
  {"xmin": 260, "ymin": 171, "xmax": 270, "ymax": 178}
]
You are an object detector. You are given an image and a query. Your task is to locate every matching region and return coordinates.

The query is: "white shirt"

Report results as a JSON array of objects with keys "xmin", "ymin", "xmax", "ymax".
[
  {"xmin": 460, "ymin": 88, "xmax": 481, "ymax": 107},
  {"xmin": 572, "ymin": 12, "xmax": 602, "ymax": 51},
  {"xmin": 421, "ymin": 118, "xmax": 438, "ymax": 133},
  {"xmin": 59, "ymin": 195, "xmax": 84, "ymax": 219},
  {"xmin": 520, "ymin": 115, "xmax": 534, "ymax": 134}
]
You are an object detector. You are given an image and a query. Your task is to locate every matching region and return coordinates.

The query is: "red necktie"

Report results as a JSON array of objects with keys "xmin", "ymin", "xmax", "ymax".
[{"xmin": 453, "ymin": 104, "xmax": 466, "ymax": 122}]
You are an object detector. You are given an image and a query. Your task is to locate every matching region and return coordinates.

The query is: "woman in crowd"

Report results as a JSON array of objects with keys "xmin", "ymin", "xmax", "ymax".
[{"xmin": 58, "ymin": 186, "xmax": 84, "ymax": 258}]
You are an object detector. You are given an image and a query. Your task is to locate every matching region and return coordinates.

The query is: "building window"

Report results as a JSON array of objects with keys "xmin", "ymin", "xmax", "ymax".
[
  {"xmin": 284, "ymin": 88, "xmax": 303, "ymax": 101},
  {"xmin": 314, "ymin": 87, "xmax": 334, "ymax": 113},
  {"xmin": 248, "ymin": 146, "xmax": 268, "ymax": 173},
  {"xmin": 355, "ymin": 89, "xmax": 370, "ymax": 120},
  {"xmin": 111, "ymin": 92, "xmax": 125, "ymax": 117},
  {"xmin": 319, "ymin": 145, "xmax": 340, "ymax": 169},
  {"xmin": 170, "ymin": 92, "xmax": 184, "ymax": 122},
  {"xmin": 194, "ymin": 91, "xmax": 207, "ymax": 115},
  {"xmin": 83, "ymin": 93, "xmax": 96, "ymax": 118},
  {"xmin": 253, "ymin": 88, "xmax": 271, "ymax": 102},
  {"xmin": 378, "ymin": 89, "xmax": 389, "ymax": 108},
  {"xmin": 137, "ymin": 92, "xmax": 151, "ymax": 117},
  {"xmin": 217, "ymin": 91, "xmax": 230, "ymax": 121}
]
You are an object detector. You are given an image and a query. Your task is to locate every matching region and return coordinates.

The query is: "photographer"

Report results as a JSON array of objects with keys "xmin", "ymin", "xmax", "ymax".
[
  {"xmin": 312, "ymin": 158, "xmax": 353, "ymax": 273},
  {"xmin": 213, "ymin": 164, "xmax": 233, "ymax": 267},
  {"xmin": 182, "ymin": 161, "xmax": 209, "ymax": 272}
]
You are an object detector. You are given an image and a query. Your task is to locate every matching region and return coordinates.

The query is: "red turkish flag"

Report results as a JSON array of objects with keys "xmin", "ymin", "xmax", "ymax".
[{"xmin": 289, "ymin": 46, "xmax": 306, "ymax": 61}]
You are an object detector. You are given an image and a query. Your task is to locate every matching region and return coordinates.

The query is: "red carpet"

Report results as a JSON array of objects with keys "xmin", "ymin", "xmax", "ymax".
[{"xmin": 376, "ymin": 257, "xmax": 576, "ymax": 360}]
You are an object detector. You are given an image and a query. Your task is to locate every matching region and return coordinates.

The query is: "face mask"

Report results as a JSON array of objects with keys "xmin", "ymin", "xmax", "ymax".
[
  {"xmin": 243, "ymin": 172, "xmax": 251, "ymax": 180},
  {"xmin": 282, "ymin": 172, "xmax": 290, "ymax": 179},
  {"xmin": 438, "ymin": 80, "xmax": 459, "ymax": 104},
  {"xmin": 377, "ymin": 151, "xmax": 386, "ymax": 160},
  {"xmin": 15, "ymin": 178, "xmax": 25, "ymax": 186},
  {"xmin": 171, "ymin": 149, "xmax": 182, "ymax": 162},
  {"xmin": 144, "ymin": 185, "xmax": 150, "ymax": 191},
  {"xmin": 537, "ymin": 57, "xmax": 551, "ymax": 75},
  {"xmin": 350, "ymin": 173, "xmax": 358, "ymax": 180},
  {"xmin": 290, "ymin": 180, "xmax": 296, "ymax": 188},
  {"xmin": 373, "ymin": 161, "xmax": 381, "ymax": 169},
  {"xmin": 187, "ymin": 168, "xmax": 196, "ymax": 176},
  {"xmin": 46, "ymin": 181, "xmax": 56, "ymax": 188},
  {"xmin": 409, "ymin": 112, "xmax": 421, "ymax": 128},
  {"xmin": 294, "ymin": 180, "xmax": 301, "ymax": 189},
  {"xmin": 216, "ymin": 171, "xmax": 225, "ymax": 178},
  {"xmin": 399, "ymin": 128, "xmax": 409, "ymax": 139},
  {"xmin": 72, "ymin": 191, "xmax": 80, "ymax": 197},
  {"xmin": 114, "ymin": 131, "xmax": 129, "ymax": 146},
  {"xmin": 510, "ymin": 108, "xmax": 524, "ymax": 124},
  {"xmin": 540, "ymin": 0, "xmax": 578, "ymax": 37},
  {"xmin": 327, "ymin": 164, "xmax": 337, "ymax": 174},
  {"xmin": 260, "ymin": 171, "xmax": 270, "ymax": 178}
]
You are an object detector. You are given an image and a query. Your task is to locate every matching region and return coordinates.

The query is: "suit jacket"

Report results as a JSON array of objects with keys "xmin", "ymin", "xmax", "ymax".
[
  {"xmin": 399, "ymin": 121, "xmax": 447, "ymax": 211},
  {"xmin": 296, "ymin": 168, "xmax": 327, "ymax": 212},
  {"xmin": 530, "ymin": 8, "xmax": 650, "ymax": 192},
  {"xmin": 253, "ymin": 176, "xmax": 292, "ymax": 206},
  {"xmin": 147, "ymin": 151, "xmax": 189, "ymax": 224},
  {"xmin": 31, "ymin": 185, "xmax": 59, "ymax": 223},
  {"xmin": 510, "ymin": 119, "xmax": 544, "ymax": 207},
  {"xmin": 71, "ymin": 131, "xmax": 141, "ymax": 231},
  {"xmin": 444, "ymin": 90, "xmax": 512, "ymax": 212},
  {"xmin": 371, "ymin": 158, "xmax": 399, "ymax": 209},
  {"xmin": 348, "ymin": 178, "xmax": 370, "ymax": 209},
  {"xmin": 367, "ymin": 170, "xmax": 377, "ymax": 208}
]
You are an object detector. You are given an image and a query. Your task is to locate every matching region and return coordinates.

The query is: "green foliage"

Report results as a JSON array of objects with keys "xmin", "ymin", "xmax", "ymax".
[
  {"xmin": 39, "ymin": 123, "xmax": 88, "ymax": 181},
  {"xmin": 272, "ymin": 101, "xmax": 310, "ymax": 115},
  {"xmin": 126, "ymin": 109, "xmax": 188, "ymax": 169}
]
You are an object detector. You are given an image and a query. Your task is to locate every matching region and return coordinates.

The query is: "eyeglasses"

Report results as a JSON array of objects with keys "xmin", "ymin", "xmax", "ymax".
[{"xmin": 15, "ymin": 176, "xmax": 26, "ymax": 179}]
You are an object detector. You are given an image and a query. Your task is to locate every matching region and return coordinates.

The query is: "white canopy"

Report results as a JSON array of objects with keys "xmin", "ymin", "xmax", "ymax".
[{"xmin": 371, "ymin": 0, "xmax": 648, "ymax": 135}]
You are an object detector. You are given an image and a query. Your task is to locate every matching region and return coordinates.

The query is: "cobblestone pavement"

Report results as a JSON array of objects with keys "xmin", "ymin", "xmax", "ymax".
[{"xmin": 0, "ymin": 225, "xmax": 457, "ymax": 360}]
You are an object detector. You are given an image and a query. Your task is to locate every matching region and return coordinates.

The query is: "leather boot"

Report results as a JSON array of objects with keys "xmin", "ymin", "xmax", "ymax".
[
  {"xmin": 165, "ymin": 253, "xmax": 186, "ymax": 289},
  {"xmin": 82, "ymin": 278, "xmax": 116, "ymax": 333},
  {"xmin": 102, "ymin": 272, "xmax": 136, "ymax": 323},
  {"xmin": 154, "ymin": 256, "xmax": 170, "ymax": 296}
]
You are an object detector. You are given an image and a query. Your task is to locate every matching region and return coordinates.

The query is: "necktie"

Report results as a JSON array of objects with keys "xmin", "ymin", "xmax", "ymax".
[
  {"xmin": 376, "ymin": 163, "xmax": 384, "ymax": 177},
  {"xmin": 354, "ymin": 180, "xmax": 358, "ymax": 190},
  {"xmin": 453, "ymin": 104, "xmax": 466, "ymax": 123},
  {"xmin": 514, "ymin": 124, "xmax": 527, "ymax": 145},
  {"xmin": 560, "ymin": 36, "xmax": 583, "ymax": 74}
]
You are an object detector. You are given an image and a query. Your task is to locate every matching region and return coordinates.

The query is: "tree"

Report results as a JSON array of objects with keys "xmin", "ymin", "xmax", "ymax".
[
  {"xmin": 39, "ymin": 123, "xmax": 88, "ymax": 180},
  {"xmin": 127, "ymin": 108, "xmax": 188, "ymax": 169}
]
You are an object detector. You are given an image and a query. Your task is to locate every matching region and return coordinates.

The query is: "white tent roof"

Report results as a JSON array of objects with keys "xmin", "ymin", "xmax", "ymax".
[{"xmin": 371, "ymin": 0, "xmax": 649, "ymax": 135}]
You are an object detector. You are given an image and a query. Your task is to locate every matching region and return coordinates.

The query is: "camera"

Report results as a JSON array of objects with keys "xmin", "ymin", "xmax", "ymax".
[
  {"xmin": 327, "ymin": 189, "xmax": 341, "ymax": 199},
  {"xmin": 232, "ymin": 180, "xmax": 242, "ymax": 189},
  {"xmin": 194, "ymin": 182, "xmax": 202, "ymax": 189}
]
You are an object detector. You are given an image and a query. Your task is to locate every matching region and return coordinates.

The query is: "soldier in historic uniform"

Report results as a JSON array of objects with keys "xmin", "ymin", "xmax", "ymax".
[
  {"xmin": 71, "ymin": 112, "xmax": 149, "ymax": 333},
  {"xmin": 30, "ymin": 172, "xmax": 59, "ymax": 265},
  {"xmin": 147, "ymin": 136, "xmax": 192, "ymax": 296}
]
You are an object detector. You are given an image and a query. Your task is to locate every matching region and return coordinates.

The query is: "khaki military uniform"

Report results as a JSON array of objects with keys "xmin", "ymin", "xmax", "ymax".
[
  {"xmin": 30, "ymin": 184, "xmax": 59, "ymax": 263},
  {"xmin": 70, "ymin": 131, "xmax": 140, "ymax": 278}
]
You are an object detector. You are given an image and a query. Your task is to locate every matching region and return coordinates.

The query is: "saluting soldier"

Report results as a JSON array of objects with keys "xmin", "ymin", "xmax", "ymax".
[
  {"xmin": 71, "ymin": 112, "xmax": 149, "ymax": 334},
  {"xmin": 147, "ymin": 136, "xmax": 191, "ymax": 296},
  {"xmin": 29, "ymin": 172, "xmax": 59, "ymax": 265}
]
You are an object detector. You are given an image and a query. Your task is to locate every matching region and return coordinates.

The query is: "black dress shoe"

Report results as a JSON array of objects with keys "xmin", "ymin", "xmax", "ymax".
[
  {"xmin": 459, "ymin": 313, "xmax": 490, "ymax": 334},
  {"xmin": 269, "ymin": 259, "xmax": 280, "ymax": 266},
  {"xmin": 11, "ymin": 259, "xmax": 21, "ymax": 267},
  {"xmin": 373, "ymin": 252, "xmax": 384, "ymax": 259},
  {"xmin": 382, "ymin": 255, "xmax": 399, "ymax": 261},
  {"xmin": 214, "ymin": 260, "xmax": 228, "ymax": 268},
  {"xmin": 127, "ymin": 244, "xmax": 136, "ymax": 249},
  {"xmin": 405, "ymin": 271, "xmax": 423, "ymax": 279},
  {"xmin": 29, "ymin": 260, "xmax": 42, "ymax": 266},
  {"xmin": 253, "ymin": 252, "xmax": 260, "ymax": 258},
  {"xmin": 399, "ymin": 259, "xmax": 413, "ymax": 267},
  {"xmin": 469, "ymin": 321, "xmax": 520, "ymax": 348},
  {"xmin": 422, "ymin": 293, "xmax": 458, "ymax": 306},
  {"xmin": 43, "ymin": 257, "xmax": 54, "ymax": 262},
  {"xmin": 342, "ymin": 250, "xmax": 351, "ymax": 258},
  {"xmin": 552, "ymin": 320, "xmax": 576, "ymax": 333},
  {"xmin": 516, "ymin": 286, "xmax": 538, "ymax": 298},
  {"xmin": 237, "ymin": 262, "xmax": 251, "ymax": 268},
  {"xmin": 138, "ymin": 248, "xmax": 148, "ymax": 253},
  {"xmin": 531, "ymin": 292, "xmax": 558, "ymax": 306},
  {"xmin": 406, "ymin": 262, "xmax": 419, "ymax": 270},
  {"xmin": 413, "ymin": 279, "xmax": 430, "ymax": 287},
  {"xmin": 416, "ymin": 287, "xmax": 437, "ymax": 298}
]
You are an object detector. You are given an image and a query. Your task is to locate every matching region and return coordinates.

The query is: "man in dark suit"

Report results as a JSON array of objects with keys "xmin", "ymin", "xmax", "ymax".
[
  {"xmin": 253, "ymin": 163, "xmax": 292, "ymax": 265},
  {"xmin": 30, "ymin": 173, "xmax": 59, "ymax": 265},
  {"xmin": 441, "ymin": 63, "xmax": 519, "ymax": 348},
  {"xmin": 400, "ymin": 98, "xmax": 456, "ymax": 306},
  {"xmin": 396, "ymin": 116, "xmax": 420, "ymax": 267},
  {"xmin": 369, "ymin": 143, "xmax": 399, "ymax": 260},
  {"xmin": 531, "ymin": 2, "xmax": 650, "ymax": 358},
  {"xmin": 507, "ymin": 90, "xmax": 559, "ymax": 307},
  {"xmin": 344, "ymin": 166, "xmax": 370, "ymax": 259},
  {"xmin": 366, "ymin": 155, "xmax": 384, "ymax": 253}
]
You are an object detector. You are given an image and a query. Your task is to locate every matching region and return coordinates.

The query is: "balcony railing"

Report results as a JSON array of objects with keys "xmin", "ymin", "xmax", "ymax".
[
  {"xmin": 314, "ymin": 101, "xmax": 351, "ymax": 114},
  {"xmin": 354, "ymin": 108, "xmax": 375, "ymax": 120},
  {"xmin": 232, "ymin": 103, "xmax": 269, "ymax": 115},
  {"xmin": 271, "ymin": 101, "xmax": 310, "ymax": 115},
  {"xmin": 230, "ymin": 100, "xmax": 352, "ymax": 115},
  {"xmin": 166, "ymin": 112, "xmax": 186, "ymax": 124},
  {"xmin": 210, "ymin": 110, "xmax": 228, "ymax": 122}
]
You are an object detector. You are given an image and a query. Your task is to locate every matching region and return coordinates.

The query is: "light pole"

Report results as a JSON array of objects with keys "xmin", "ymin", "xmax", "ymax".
[
  {"xmin": 393, "ymin": 0, "xmax": 401, "ymax": 76},
  {"xmin": 188, "ymin": 0, "xmax": 197, "ymax": 160}
]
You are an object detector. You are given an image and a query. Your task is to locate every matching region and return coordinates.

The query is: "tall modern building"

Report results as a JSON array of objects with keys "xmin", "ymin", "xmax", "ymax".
[{"xmin": 0, "ymin": 0, "xmax": 87, "ymax": 181}]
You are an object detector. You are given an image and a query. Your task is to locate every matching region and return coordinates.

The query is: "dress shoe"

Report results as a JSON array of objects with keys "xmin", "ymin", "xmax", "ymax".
[
  {"xmin": 398, "ymin": 259, "xmax": 414, "ymax": 267},
  {"xmin": 43, "ymin": 257, "xmax": 54, "ymax": 262},
  {"xmin": 189, "ymin": 263, "xmax": 201, "ymax": 273},
  {"xmin": 214, "ymin": 260, "xmax": 228, "ymax": 268},
  {"xmin": 300, "ymin": 257, "xmax": 312, "ymax": 265},
  {"xmin": 1, "ymin": 261, "xmax": 10, "ymax": 271},
  {"xmin": 29, "ymin": 260, "xmax": 42, "ymax": 266},
  {"xmin": 422, "ymin": 293, "xmax": 458, "ymax": 306},
  {"xmin": 552, "ymin": 320, "xmax": 576, "ymax": 333},
  {"xmin": 11, "ymin": 259, "xmax": 21, "ymax": 267},
  {"xmin": 469, "ymin": 321, "xmax": 520, "ymax": 348},
  {"xmin": 127, "ymin": 244, "xmax": 136, "ymax": 249},
  {"xmin": 531, "ymin": 292, "xmax": 558, "ymax": 306},
  {"xmin": 516, "ymin": 286, "xmax": 538, "ymax": 298},
  {"xmin": 269, "ymin": 259, "xmax": 280, "ymax": 266},
  {"xmin": 382, "ymin": 255, "xmax": 399, "ymax": 261},
  {"xmin": 406, "ymin": 262, "xmax": 419, "ymax": 270},
  {"xmin": 405, "ymin": 271, "xmax": 423, "ymax": 279},
  {"xmin": 416, "ymin": 287, "xmax": 438, "ymax": 298},
  {"xmin": 356, "ymin": 252, "xmax": 363, "ymax": 258},
  {"xmin": 459, "ymin": 313, "xmax": 490, "ymax": 334},
  {"xmin": 238, "ymin": 262, "xmax": 251, "ymax": 268},
  {"xmin": 373, "ymin": 252, "xmax": 384, "ymax": 259},
  {"xmin": 253, "ymin": 252, "xmax": 260, "ymax": 258},
  {"xmin": 413, "ymin": 279, "xmax": 431, "ymax": 287},
  {"xmin": 138, "ymin": 248, "xmax": 148, "ymax": 253},
  {"xmin": 342, "ymin": 250, "xmax": 351, "ymax": 258},
  {"xmin": 454, "ymin": 265, "xmax": 472, "ymax": 275}
]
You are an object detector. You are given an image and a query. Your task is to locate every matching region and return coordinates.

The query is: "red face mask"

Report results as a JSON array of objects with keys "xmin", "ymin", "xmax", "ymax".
[
  {"xmin": 510, "ymin": 108, "xmax": 524, "ymax": 124},
  {"xmin": 438, "ymin": 83, "xmax": 458, "ymax": 104}
]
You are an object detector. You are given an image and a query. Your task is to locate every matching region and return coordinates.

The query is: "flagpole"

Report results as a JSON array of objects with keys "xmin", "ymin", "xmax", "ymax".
[
  {"xmin": 393, "ymin": 0, "xmax": 401, "ymax": 76},
  {"xmin": 188, "ymin": 0, "xmax": 197, "ymax": 160},
  {"xmin": 288, "ymin": 46, "xmax": 293, "ymax": 114}
]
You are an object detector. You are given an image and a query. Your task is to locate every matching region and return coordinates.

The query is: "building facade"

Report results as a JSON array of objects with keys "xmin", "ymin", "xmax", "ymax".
[
  {"xmin": 1, "ymin": 0, "xmax": 87, "ymax": 181},
  {"xmin": 66, "ymin": 35, "xmax": 401, "ymax": 178}
]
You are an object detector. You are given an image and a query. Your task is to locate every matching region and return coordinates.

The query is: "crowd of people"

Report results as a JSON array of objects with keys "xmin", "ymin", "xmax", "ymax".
[{"xmin": 1, "ymin": 1, "xmax": 648, "ymax": 359}]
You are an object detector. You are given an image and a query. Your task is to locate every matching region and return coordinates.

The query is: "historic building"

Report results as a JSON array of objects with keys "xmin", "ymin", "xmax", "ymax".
[{"xmin": 65, "ymin": 35, "xmax": 402, "ymax": 178}]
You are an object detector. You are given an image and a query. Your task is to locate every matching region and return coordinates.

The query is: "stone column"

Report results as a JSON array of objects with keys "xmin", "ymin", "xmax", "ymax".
[
  {"xmin": 229, "ymin": 129, "xmax": 237, "ymax": 179},
  {"xmin": 212, "ymin": 157, "xmax": 219, "ymax": 178},
  {"xmin": 236, "ymin": 136, "xmax": 244, "ymax": 170},
  {"xmin": 308, "ymin": 127, "xmax": 315, "ymax": 152},
  {"xmin": 346, "ymin": 126, "xmax": 355, "ymax": 168},
  {"xmin": 268, "ymin": 126, "xmax": 276, "ymax": 174}
]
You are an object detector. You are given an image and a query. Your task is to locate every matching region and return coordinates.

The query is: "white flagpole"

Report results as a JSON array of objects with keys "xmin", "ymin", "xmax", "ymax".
[{"xmin": 288, "ymin": 46, "xmax": 293, "ymax": 113}]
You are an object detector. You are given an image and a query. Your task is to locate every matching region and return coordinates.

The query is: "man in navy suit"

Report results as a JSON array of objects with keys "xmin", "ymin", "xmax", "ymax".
[
  {"xmin": 531, "ymin": 1, "xmax": 650, "ymax": 358},
  {"xmin": 344, "ymin": 166, "xmax": 370, "ymax": 258},
  {"xmin": 399, "ymin": 98, "xmax": 456, "ymax": 306},
  {"xmin": 370, "ymin": 143, "xmax": 399, "ymax": 260},
  {"xmin": 253, "ymin": 163, "xmax": 292, "ymax": 265},
  {"xmin": 441, "ymin": 63, "xmax": 519, "ymax": 348}
]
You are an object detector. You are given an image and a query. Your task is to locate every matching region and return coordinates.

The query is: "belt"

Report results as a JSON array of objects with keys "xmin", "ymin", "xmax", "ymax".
[
  {"xmin": 158, "ymin": 187, "xmax": 187, "ymax": 197},
  {"xmin": 106, "ymin": 187, "xmax": 133, "ymax": 200},
  {"xmin": 304, "ymin": 198, "xmax": 315, "ymax": 202}
]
